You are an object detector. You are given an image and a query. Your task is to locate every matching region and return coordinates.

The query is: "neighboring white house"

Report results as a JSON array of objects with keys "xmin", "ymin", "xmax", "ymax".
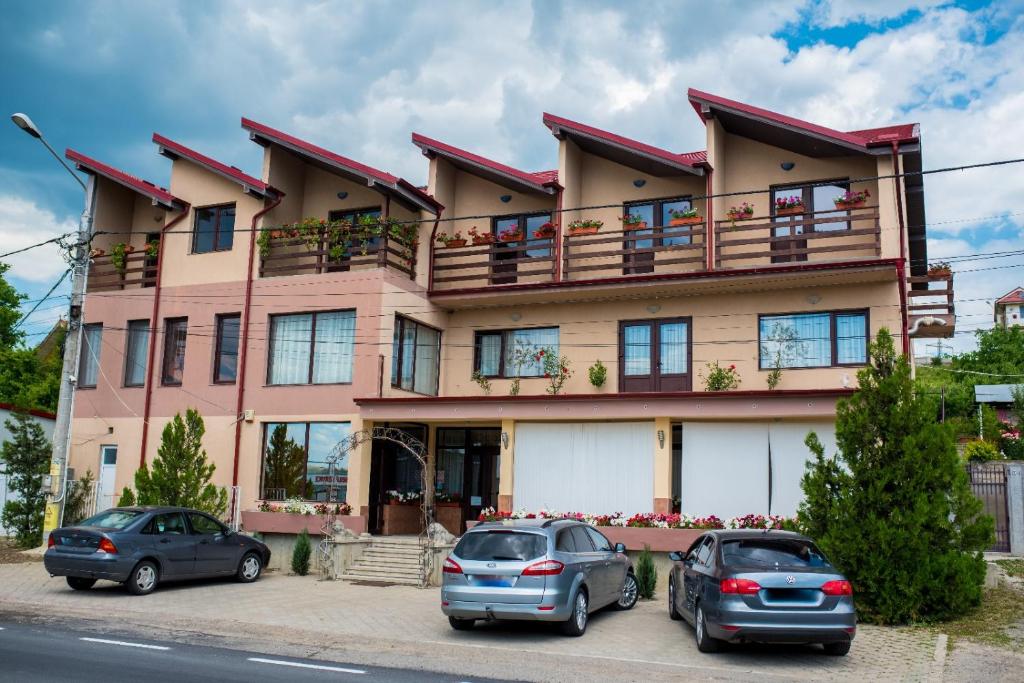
[
  {"xmin": 0, "ymin": 403, "xmax": 56, "ymax": 537},
  {"xmin": 995, "ymin": 288, "xmax": 1024, "ymax": 328}
]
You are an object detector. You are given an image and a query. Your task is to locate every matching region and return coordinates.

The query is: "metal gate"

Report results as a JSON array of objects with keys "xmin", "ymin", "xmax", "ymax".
[{"xmin": 966, "ymin": 463, "xmax": 1010, "ymax": 552}]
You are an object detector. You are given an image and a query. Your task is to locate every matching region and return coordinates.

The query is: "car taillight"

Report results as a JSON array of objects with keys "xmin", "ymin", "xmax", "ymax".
[
  {"xmin": 98, "ymin": 538, "xmax": 118, "ymax": 554},
  {"xmin": 522, "ymin": 560, "xmax": 564, "ymax": 576},
  {"xmin": 720, "ymin": 578, "xmax": 762, "ymax": 595},
  {"xmin": 821, "ymin": 580, "xmax": 853, "ymax": 596},
  {"xmin": 47, "ymin": 533, "xmax": 55, "ymax": 548},
  {"xmin": 442, "ymin": 558, "xmax": 462, "ymax": 574}
]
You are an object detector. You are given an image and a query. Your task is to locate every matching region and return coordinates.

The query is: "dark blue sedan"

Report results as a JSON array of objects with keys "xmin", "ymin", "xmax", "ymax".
[
  {"xmin": 44, "ymin": 506, "xmax": 271, "ymax": 595},
  {"xmin": 668, "ymin": 530, "xmax": 856, "ymax": 655}
]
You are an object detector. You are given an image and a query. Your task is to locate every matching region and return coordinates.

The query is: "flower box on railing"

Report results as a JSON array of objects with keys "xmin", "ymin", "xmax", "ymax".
[
  {"xmin": 775, "ymin": 206, "xmax": 804, "ymax": 216},
  {"xmin": 669, "ymin": 216, "xmax": 703, "ymax": 226},
  {"xmin": 241, "ymin": 510, "xmax": 366, "ymax": 535},
  {"xmin": 444, "ymin": 239, "xmax": 467, "ymax": 248},
  {"xmin": 834, "ymin": 200, "xmax": 866, "ymax": 211}
]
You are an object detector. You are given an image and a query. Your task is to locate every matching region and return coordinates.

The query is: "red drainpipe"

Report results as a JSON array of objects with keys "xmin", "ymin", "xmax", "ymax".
[
  {"xmin": 231, "ymin": 191, "xmax": 284, "ymax": 487},
  {"xmin": 553, "ymin": 185, "xmax": 564, "ymax": 281},
  {"xmin": 705, "ymin": 168, "xmax": 714, "ymax": 271},
  {"xmin": 139, "ymin": 202, "xmax": 191, "ymax": 468},
  {"xmin": 891, "ymin": 142, "xmax": 910, "ymax": 357}
]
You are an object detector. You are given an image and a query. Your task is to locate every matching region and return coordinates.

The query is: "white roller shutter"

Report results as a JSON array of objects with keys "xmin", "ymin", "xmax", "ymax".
[
  {"xmin": 680, "ymin": 423, "xmax": 769, "ymax": 518},
  {"xmin": 513, "ymin": 422, "xmax": 654, "ymax": 515},
  {"xmin": 768, "ymin": 421, "xmax": 837, "ymax": 517}
]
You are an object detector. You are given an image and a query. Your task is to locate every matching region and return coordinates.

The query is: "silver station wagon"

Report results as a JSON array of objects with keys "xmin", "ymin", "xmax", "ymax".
[{"xmin": 441, "ymin": 519, "xmax": 637, "ymax": 636}]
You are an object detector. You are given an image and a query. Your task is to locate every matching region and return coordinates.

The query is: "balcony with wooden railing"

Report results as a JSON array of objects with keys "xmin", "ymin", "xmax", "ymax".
[
  {"xmin": 907, "ymin": 271, "xmax": 955, "ymax": 338},
  {"xmin": 258, "ymin": 228, "xmax": 416, "ymax": 280},
  {"xmin": 87, "ymin": 251, "xmax": 157, "ymax": 292},
  {"xmin": 431, "ymin": 237, "xmax": 556, "ymax": 290},
  {"xmin": 714, "ymin": 205, "xmax": 880, "ymax": 269}
]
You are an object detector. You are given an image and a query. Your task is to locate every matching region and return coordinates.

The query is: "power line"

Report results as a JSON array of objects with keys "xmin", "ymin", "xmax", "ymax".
[
  {"xmin": 15, "ymin": 268, "xmax": 71, "ymax": 329},
  {"xmin": 0, "ymin": 234, "xmax": 72, "ymax": 259}
]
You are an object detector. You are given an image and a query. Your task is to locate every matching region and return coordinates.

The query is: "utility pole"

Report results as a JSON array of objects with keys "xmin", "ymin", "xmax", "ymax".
[{"xmin": 10, "ymin": 113, "xmax": 95, "ymax": 542}]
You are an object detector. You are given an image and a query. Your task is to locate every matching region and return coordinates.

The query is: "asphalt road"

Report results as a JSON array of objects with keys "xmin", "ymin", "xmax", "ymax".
[{"xmin": 0, "ymin": 620, "xmax": 516, "ymax": 683}]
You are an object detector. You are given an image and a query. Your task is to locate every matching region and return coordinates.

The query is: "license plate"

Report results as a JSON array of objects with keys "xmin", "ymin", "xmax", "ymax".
[{"xmin": 473, "ymin": 575, "xmax": 514, "ymax": 587}]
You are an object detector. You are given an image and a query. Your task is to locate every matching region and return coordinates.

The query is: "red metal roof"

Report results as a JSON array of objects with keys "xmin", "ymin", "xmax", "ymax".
[
  {"xmin": 687, "ymin": 88, "xmax": 919, "ymax": 148},
  {"xmin": 412, "ymin": 132, "xmax": 559, "ymax": 192},
  {"xmin": 542, "ymin": 112, "xmax": 707, "ymax": 168},
  {"xmin": 996, "ymin": 287, "xmax": 1024, "ymax": 304},
  {"xmin": 152, "ymin": 133, "xmax": 275, "ymax": 198},
  {"xmin": 66, "ymin": 148, "xmax": 183, "ymax": 210}
]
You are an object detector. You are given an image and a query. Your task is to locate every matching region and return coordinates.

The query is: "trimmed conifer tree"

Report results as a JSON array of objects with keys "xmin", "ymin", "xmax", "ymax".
[
  {"xmin": 292, "ymin": 528, "xmax": 311, "ymax": 576},
  {"xmin": 126, "ymin": 409, "xmax": 228, "ymax": 518},
  {"xmin": 801, "ymin": 329, "xmax": 993, "ymax": 624},
  {"xmin": 0, "ymin": 412, "xmax": 51, "ymax": 547}
]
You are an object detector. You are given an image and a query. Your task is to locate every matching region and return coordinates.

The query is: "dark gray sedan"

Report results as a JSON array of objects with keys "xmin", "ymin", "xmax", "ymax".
[
  {"xmin": 43, "ymin": 506, "xmax": 271, "ymax": 595},
  {"xmin": 668, "ymin": 530, "xmax": 856, "ymax": 655}
]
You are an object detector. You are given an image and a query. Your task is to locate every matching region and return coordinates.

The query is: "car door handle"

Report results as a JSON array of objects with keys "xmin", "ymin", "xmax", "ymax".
[{"xmin": 159, "ymin": 538, "xmax": 170, "ymax": 544}]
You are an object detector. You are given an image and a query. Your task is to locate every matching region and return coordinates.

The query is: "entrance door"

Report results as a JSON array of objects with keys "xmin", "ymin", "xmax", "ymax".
[
  {"xmin": 618, "ymin": 318, "xmax": 691, "ymax": 392},
  {"xmin": 367, "ymin": 425, "xmax": 427, "ymax": 535},
  {"xmin": 99, "ymin": 446, "xmax": 117, "ymax": 510},
  {"xmin": 435, "ymin": 428, "xmax": 500, "ymax": 530}
]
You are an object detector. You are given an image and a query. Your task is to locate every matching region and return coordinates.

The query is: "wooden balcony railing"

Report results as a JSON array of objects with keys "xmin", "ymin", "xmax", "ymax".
[
  {"xmin": 431, "ymin": 238, "xmax": 556, "ymax": 290},
  {"xmin": 562, "ymin": 225, "xmax": 706, "ymax": 281},
  {"xmin": 715, "ymin": 205, "xmax": 880, "ymax": 269},
  {"xmin": 87, "ymin": 252, "xmax": 157, "ymax": 292},
  {"xmin": 259, "ymin": 231, "xmax": 416, "ymax": 279},
  {"xmin": 907, "ymin": 272, "xmax": 955, "ymax": 338}
]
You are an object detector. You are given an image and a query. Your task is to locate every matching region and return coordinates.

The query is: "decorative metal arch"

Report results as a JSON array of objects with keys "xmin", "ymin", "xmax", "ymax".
[{"xmin": 318, "ymin": 427, "xmax": 433, "ymax": 585}]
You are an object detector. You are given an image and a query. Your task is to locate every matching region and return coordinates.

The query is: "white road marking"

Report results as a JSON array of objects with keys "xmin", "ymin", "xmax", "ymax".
[
  {"xmin": 79, "ymin": 637, "xmax": 170, "ymax": 651},
  {"xmin": 248, "ymin": 657, "xmax": 366, "ymax": 674}
]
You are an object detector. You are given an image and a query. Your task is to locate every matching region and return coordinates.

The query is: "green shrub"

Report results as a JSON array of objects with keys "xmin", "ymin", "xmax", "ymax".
[
  {"xmin": 800, "ymin": 329, "xmax": 993, "ymax": 625},
  {"xmin": 291, "ymin": 528, "xmax": 311, "ymax": 576},
  {"xmin": 963, "ymin": 440, "xmax": 1001, "ymax": 463},
  {"xmin": 117, "ymin": 487, "xmax": 136, "ymax": 507},
  {"xmin": 635, "ymin": 544, "xmax": 657, "ymax": 600},
  {"xmin": 63, "ymin": 470, "xmax": 95, "ymax": 525}
]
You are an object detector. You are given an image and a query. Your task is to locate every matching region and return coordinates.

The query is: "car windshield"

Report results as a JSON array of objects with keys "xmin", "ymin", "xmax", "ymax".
[
  {"xmin": 78, "ymin": 510, "xmax": 143, "ymax": 530},
  {"xmin": 722, "ymin": 538, "xmax": 831, "ymax": 568},
  {"xmin": 454, "ymin": 531, "xmax": 546, "ymax": 561}
]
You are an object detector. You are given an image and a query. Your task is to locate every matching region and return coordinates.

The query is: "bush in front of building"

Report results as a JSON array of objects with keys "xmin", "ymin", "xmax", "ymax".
[
  {"xmin": 800, "ymin": 329, "xmax": 994, "ymax": 625},
  {"xmin": 118, "ymin": 408, "xmax": 228, "ymax": 518},
  {"xmin": 0, "ymin": 411, "xmax": 51, "ymax": 548},
  {"xmin": 291, "ymin": 528, "xmax": 312, "ymax": 576},
  {"xmin": 635, "ymin": 544, "xmax": 657, "ymax": 600},
  {"xmin": 963, "ymin": 440, "xmax": 1002, "ymax": 463},
  {"xmin": 62, "ymin": 470, "xmax": 95, "ymax": 525}
]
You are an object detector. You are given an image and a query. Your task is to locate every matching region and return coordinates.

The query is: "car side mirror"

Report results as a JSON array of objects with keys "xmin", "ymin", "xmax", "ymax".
[
  {"xmin": 668, "ymin": 551, "xmax": 682, "ymax": 562},
  {"xmin": 614, "ymin": 542, "xmax": 626, "ymax": 554}
]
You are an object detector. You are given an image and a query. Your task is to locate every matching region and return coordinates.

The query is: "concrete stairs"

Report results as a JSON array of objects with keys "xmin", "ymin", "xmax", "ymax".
[{"xmin": 339, "ymin": 536, "xmax": 425, "ymax": 586}]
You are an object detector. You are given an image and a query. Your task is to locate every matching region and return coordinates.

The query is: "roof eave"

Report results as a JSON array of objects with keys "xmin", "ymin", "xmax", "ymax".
[
  {"xmin": 544, "ymin": 119, "xmax": 704, "ymax": 177},
  {"xmin": 412, "ymin": 136, "xmax": 556, "ymax": 196},
  {"xmin": 153, "ymin": 137, "xmax": 274, "ymax": 200},
  {"xmin": 66, "ymin": 149, "xmax": 184, "ymax": 212}
]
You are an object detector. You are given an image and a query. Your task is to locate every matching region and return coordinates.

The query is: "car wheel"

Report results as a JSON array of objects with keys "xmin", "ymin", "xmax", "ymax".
[
  {"xmin": 66, "ymin": 576, "xmax": 97, "ymax": 591},
  {"xmin": 561, "ymin": 588, "xmax": 588, "ymax": 637},
  {"xmin": 613, "ymin": 572, "xmax": 639, "ymax": 611},
  {"xmin": 823, "ymin": 641, "xmax": 851, "ymax": 656},
  {"xmin": 695, "ymin": 605, "xmax": 722, "ymax": 653},
  {"xmin": 668, "ymin": 577, "xmax": 683, "ymax": 621},
  {"xmin": 126, "ymin": 560, "xmax": 159, "ymax": 596},
  {"xmin": 236, "ymin": 552, "xmax": 262, "ymax": 583},
  {"xmin": 448, "ymin": 617, "xmax": 475, "ymax": 631}
]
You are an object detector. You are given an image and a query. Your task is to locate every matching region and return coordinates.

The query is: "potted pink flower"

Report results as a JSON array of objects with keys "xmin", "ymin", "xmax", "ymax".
[
  {"xmin": 834, "ymin": 189, "xmax": 870, "ymax": 210},
  {"xmin": 774, "ymin": 195, "xmax": 805, "ymax": 216},
  {"xmin": 726, "ymin": 203, "xmax": 754, "ymax": 221},
  {"xmin": 498, "ymin": 226, "xmax": 524, "ymax": 242},
  {"xmin": 533, "ymin": 222, "xmax": 557, "ymax": 239},
  {"xmin": 436, "ymin": 232, "xmax": 466, "ymax": 248}
]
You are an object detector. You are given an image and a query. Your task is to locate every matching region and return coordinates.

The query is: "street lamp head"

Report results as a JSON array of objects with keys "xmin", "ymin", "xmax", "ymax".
[{"xmin": 11, "ymin": 112, "xmax": 42, "ymax": 139}]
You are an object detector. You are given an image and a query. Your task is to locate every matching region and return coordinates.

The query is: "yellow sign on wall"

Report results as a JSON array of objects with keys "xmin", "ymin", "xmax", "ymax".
[{"xmin": 43, "ymin": 503, "xmax": 60, "ymax": 538}]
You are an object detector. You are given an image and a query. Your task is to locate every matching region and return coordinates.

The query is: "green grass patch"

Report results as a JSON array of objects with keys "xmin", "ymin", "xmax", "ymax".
[
  {"xmin": 995, "ymin": 559, "xmax": 1024, "ymax": 579},
  {"xmin": 924, "ymin": 586, "xmax": 1024, "ymax": 651}
]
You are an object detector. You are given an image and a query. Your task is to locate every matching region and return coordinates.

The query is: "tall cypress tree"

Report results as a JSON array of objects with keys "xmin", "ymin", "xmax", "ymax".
[
  {"xmin": 127, "ymin": 409, "xmax": 228, "ymax": 517},
  {"xmin": 801, "ymin": 329, "xmax": 993, "ymax": 624},
  {"xmin": 1, "ymin": 412, "xmax": 51, "ymax": 547}
]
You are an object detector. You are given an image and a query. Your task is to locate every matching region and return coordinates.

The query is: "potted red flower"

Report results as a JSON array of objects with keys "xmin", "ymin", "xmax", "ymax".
[
  {"xmin": 726, "ymin": 203, "xmax": 754, "ymax": 221},
  {"xmin": 620, "ymin": 214, "xmax": 647, "ymax": 231},
  {"xmin": 668, "ymin": 208, "xmax": 702, "ymax": 226},
  {"xmin": 834, "ymin": 189, "xmax": 870, "ymax": 210},
  {"xmin": 567, "ymin": 219, "xmax": 604, "ymax": 236},
  {"xmin": 774, "ymin": 195, "xmax": 805, "ymax": 216},
  {"xmin": 533, "ymin": 222, "xmax": 557, "ymax": 239},
  {"xmin": 927, "ymin": 261, "xmax": 952, "ymax": 278},
  {"xmin": 468, "ymin": 226, "xmax": 495, "ymax": 246},
  {"xmin": 498, "ymin": 226, "xmax": 524, "ymax": 242},
  {"xmin": 436, "ymin": 232, "xmax": 466, "ymax": 248}
]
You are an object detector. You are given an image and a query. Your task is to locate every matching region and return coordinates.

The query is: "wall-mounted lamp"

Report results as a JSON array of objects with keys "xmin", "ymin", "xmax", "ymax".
[
  {"xmin": 646, "ymin": 304, "xmax": 661, "ymax": 314},
  {"xmin": 780, "ymin": 162, "xmax": 796, "ymax": 171},
  {"xmin": 633, "ymin": 179, "xmax": 646, "ymax": 188},
  {"xmin": 336, "ymin": 191, "xmax": 349, "ymax": 200},
  {"xmin": 499, "ymin": 194, "xmax": 512, "ymax": 203},
  {"xmin": 501, "ymin": 432, "xmax": 509, "ymax": 449},
  {"xmin": 509, "ymin": 312, "xmax": 522, "ymax": 322},
  {"xmin": 153, "ymin": 213, "xmax": 164, "ymax": 222},
  {"xmin": 806, "ymin": 293, "xmax": 821, "ymax": 305},
  {"xmin": 657, "ymin": 430, "xmax": 665, "ymax": 449}
]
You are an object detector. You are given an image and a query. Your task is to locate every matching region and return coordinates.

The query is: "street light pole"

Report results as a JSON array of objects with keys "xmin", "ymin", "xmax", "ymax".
[{"xmin": 10, "ymin": 112, "xmax": 95, "ymax": 541}]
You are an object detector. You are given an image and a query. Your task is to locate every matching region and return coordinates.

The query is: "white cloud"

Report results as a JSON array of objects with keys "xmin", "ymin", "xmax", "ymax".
[{"xmin": 0, "ymin": 195, "xmax": 75, "ymax": 284}]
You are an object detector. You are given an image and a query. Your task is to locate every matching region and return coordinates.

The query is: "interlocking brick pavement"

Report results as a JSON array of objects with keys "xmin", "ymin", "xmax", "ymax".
[{"xmin": 0, "ymin": 562, "xmax": 942, "ymax": 682}]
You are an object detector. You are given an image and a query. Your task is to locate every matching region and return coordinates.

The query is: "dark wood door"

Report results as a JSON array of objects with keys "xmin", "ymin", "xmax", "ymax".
[
  {"xmin": 618, "ymin": 318, "xmax": 691, "ymax": 392},
  {"xmin": 770, "ymin": 181, "xmax": 849, "ymax": 264}
]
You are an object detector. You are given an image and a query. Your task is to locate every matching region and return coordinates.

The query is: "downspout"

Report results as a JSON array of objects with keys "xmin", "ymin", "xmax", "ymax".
[
  {"xmin": 231, "ymin": 191, "xmax": 284, "ymax": 488},
  {"xmin": 553, "ymin": 185, "xmax": 564, "ymax": 281},
  {"xmin": 139, "ymin": 202, "xmax": 191, "ymax": 469},
  {"xmin": 705, "ymin": 168, "xmax": 714, "ymax": 271},
  {"xmin": 891, "ymin": 142, "xmax": 910, "ymax": 357}
]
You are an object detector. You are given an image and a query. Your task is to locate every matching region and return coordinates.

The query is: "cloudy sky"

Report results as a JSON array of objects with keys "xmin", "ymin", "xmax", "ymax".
[{"xmin": 1, "ymin": 0, "xmax": 1022, "ymax": 355}]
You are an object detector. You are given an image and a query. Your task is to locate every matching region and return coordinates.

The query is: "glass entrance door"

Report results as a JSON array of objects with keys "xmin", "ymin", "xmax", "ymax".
[{"xmin": 435, "ymin": 428, "xmax": 500, "ymax": 528}]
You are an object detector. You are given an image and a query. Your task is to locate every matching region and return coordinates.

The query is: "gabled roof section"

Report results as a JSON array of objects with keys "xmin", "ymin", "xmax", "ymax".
[
  {"xmin": 996, "ymin": 287, "xmax": 1024, "ymax": 305},
  {"xmin": 687, "ymin": 88, "xmax": 919, "ymax": 156},
  {"xmin": 242, "ymin": 118, "xmax": 441, "ymax": 214},
  {"xmin": 412, "ymin": 132, "xmax": 559, "ymax": 195},
  {"xmin": 542, "ymin": 113, "xmax": 706, "ymax": 177},
  {"xmin": 153, "ymin": 133, "xmax": 277, "ymax": 200},
  {"xmin": 66, "ymin": 148, "xmax": 184, "ymax": 211}
]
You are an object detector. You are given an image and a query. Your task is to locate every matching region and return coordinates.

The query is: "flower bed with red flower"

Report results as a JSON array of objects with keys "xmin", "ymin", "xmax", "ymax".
[
  {"xmin": 700, "ymin": 360, "xmax": 741, "ymax": 391},
  {"xmin": 477, "ymin": 507, "xmax": 797, "ymax": 530},
  {"xmin": 534, "ymin": 346, "xmax": 572, "ymax": 395}
]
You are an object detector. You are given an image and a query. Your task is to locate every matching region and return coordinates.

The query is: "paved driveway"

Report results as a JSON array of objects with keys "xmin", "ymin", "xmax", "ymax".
[{"xmin": 0, "ymin": 562, "xmax": 942, "ymax": 682}]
